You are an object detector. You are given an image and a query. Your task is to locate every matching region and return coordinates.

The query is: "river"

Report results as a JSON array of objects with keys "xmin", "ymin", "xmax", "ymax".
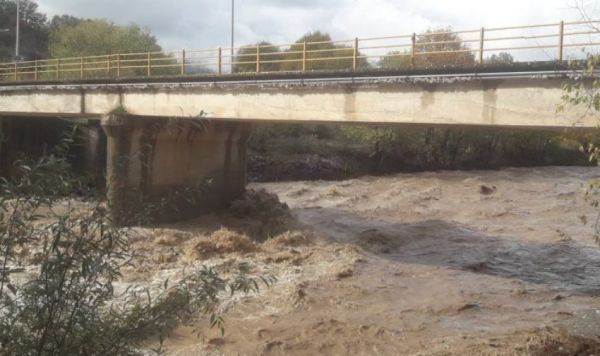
[{"xmin": 148, "ymin": 166, "xmax": 600, "ymax": 355}]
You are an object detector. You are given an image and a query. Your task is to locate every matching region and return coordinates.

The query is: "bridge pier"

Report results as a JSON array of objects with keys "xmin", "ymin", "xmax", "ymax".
[{"xmin": 101, "ymin": 115, "xmax": 251, "ymax": 225}]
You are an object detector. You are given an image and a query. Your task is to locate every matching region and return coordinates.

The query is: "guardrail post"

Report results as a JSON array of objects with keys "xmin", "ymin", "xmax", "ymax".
[
  {"xmin": 218, "ymin": 47, "xmax": 222, "ymax": 75},
  {"xmin": 147, "ymin": 52, "xmax": 151, "ymax": 76},
  {"xmin": 107, "ymin": 55, "xmax": 111, "ymax": 76},
  {"xmin": 117, "ymin": 54, "xmax": 121, "ymax": 77},
  {"xmin": 80, "ymin": 57, "xmax": 84, "ymax": 79},
  {"xmin": 558, "ymin": 20, "xmax": 565, "ymax": 61},
  {"xmin": 411, "ymin": 32, "xmax": 416, "ymax": 67},
  {"xmin": 302, "ymin": 41, "xmax": 307, "ymax": 71},
  {"xmin": 479, "ymin": 27, "xmax": 485, "ymax": 64},
  {"xmin": 34, "ymin": 60, "xmax": 38, "ymax": 80},
  {"xmin": 56, "ymin": 59, "xmax": 60, "ymax": 80},
  {"xmin": 353, "ymin": 37, "xmax": 359, "ymax": 70},
  {"xmin": 181, "ymin": 49, "xmax": 186, "ymax": 75},
  {"xmin": 13, "ymin": 62, "xmax": 17, "ymax": 81},
  {"xmin": 256, "ymin": 45, "xmax": 261, "ymax": 73}
]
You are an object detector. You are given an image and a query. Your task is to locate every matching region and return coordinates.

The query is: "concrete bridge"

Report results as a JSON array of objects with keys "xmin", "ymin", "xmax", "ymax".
[
  {"xmin": 1, "ymin": 66, "xmax": 593, "ymax": 225},
  {"xmin": 1, "ymin": 17, "xmax": 599, "ymax": 224}
]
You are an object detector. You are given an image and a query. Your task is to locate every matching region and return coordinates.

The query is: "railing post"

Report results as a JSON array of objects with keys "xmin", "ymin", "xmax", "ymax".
[
  {"xmin": 13, "ymin": 62, "xmax": 17, "ymax": 81},
  {"xmin": 80, "ymin": 57, "xmax": 84, "ymax": 79},
  {"xmin": 107, "ymin": 55, "xmax": 111, "ymax": 76},
  {"xmin": 558, "ymin": 20, "xmax": 565, "ymax": 61},
  {"xmin": 181, "ymin": 49, "xmax": 186, "ymax": 75},
  {"xmin": 147, "ymin": 52, "xmax": 151, "ymax": 76},
  {"xmin": 302, "ymin": 41, "xmax": 307, "ymax": 71},
  {"xmin": 117, "ymin": 54, "xmax": 121, "ymax": 77},
  {"xmin": 34, "ymin": 60, "xmax": 38, "ymax": 80},
  {"xmin": 353, "ymin": 37, "xmax": 359, "ymax": 70},
  {"xmin": 411, "ymin": 32, "xmax": 416, "ymax": 67},
  {"xmin": 256, "ymin": 44, "xmax": 261, "ymax": 73},
  {"xmin": 479, "ymin": 27, "xmax": 485, "ymax": 64},
  {"xmin": 56, "ymin": 59, "xmax": 60, "ymax": 80},
  {"xmin": 218, "ymin": 47, "xmax": 222, "ymax": 75}
]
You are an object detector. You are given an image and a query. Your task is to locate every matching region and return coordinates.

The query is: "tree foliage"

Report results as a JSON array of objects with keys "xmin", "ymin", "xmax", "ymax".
[
  {"xmin": 234, "ymin": 31, "xmax": 369, "ymax": 73},
  {"xmin": 48, "ymin": 19, "xmax": 179, "ymax": 78},
  {"xmin": 0, "ymin": 0, "xmax": 48, "ymax": 61},
  {"xmin": 234, "ymin": 41, "xmax": 282, "ymax": 73},
  {"xmin": 381, "ymin": 27, "xmax": 476, "ymax": 70},
  {"xmin": 48, "ymin": 19, "xmax": 161, "ymax": 58},
  {"xmin": 280, "ymin": 31, "xmax": 368, "ymax": 72},
  {"xmin": 485, "ymin": 52, "xmax": 514, "ymax": 65}
]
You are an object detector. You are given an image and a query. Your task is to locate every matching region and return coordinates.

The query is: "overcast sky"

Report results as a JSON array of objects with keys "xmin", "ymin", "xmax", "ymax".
[{"xmin": 36, "ymin": 0, "xmax": 588, "ymax": 51}]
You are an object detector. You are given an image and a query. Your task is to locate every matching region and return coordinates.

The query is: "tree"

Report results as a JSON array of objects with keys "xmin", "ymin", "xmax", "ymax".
[
  {"xmin": 486, "ymin": 52, "xmax": 514, "ymax": 65},
  {"xmin": 48, "ymin": 19, "xmax": 177, "ymax": 78},
  {"xmin": 414, "ymin": 28, "xmax": 475, "ymax": 68},
  {"xmin": 381, "ymin": 27, "xmax": 475, "ymax": 70},
  {"xmin": 233, "ymin": 41, "xmax": 282, "ymax": 73},
  {"xmin": 0, "ymin": 0, "xmax": 48, "ymax": 61},
  {"xmin": 49, "ymin": 19, "xmax": 161, "ymax": 58},
  {"xmin": 379, "ymin": 50, "xmax": 411, "ymax": 70},
  {"xmin": 49, "ymin": 14, "xmax": 83, "ymax": 32},
  {"xmin": 280, "ymin": 31, "xmax": 369, "ymax": 72}
]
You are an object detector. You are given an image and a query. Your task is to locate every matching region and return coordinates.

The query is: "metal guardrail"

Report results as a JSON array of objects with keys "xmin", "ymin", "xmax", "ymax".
[{"xmin": 1, "ymin": 20, "xmax": 599, "ymax": 82}]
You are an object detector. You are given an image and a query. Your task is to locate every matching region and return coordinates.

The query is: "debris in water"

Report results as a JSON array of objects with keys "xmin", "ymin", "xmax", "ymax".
[
  {"xmin": 192, "ymin": 228, "xmax": 259, "ymax": 259},
  {"xmin": 480, "ymin": 184, "xmax": 497, "ymax": 195}
]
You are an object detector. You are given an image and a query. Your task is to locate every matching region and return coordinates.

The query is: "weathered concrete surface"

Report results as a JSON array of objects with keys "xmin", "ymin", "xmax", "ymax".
[
  {"xmin": 83, "ymin": 120, "xmax": 107, "ymax": 189},
  {"xmin": 101, "ymin": 115, "xmax": 251, "ymax": 225},
  {"xmin": 0, "ymin": 76, "xmax": 596, "ymax": 129}
]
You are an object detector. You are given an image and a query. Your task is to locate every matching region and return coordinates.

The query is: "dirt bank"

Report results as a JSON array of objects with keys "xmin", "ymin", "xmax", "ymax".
[{"xmin": 132, "ymin": 167, "xmax": 600, "ymax": 355}]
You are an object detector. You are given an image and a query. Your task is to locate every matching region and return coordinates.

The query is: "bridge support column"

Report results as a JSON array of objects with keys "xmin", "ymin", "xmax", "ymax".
[
  {"xmin": 101, "ymin": 115, "xmax": 251, "ymax": 226},
  {"xmin": 83, "ymin": 120, "xmax": 107, "ymax": 190}
]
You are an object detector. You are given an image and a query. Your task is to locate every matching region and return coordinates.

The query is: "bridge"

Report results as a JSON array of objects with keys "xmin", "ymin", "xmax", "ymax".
[{"xmin": 0, "ymin": 20, "xmax": 598, "ymax": 225}]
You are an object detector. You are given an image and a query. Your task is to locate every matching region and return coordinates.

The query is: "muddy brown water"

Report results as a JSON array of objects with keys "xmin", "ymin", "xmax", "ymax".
[{"xmin": 156, "ymin": 167, "xmax": 600, "ymax": 355}]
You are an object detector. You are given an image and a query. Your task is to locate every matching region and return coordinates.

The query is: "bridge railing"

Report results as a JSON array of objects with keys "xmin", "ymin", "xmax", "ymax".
[{"xmin": 1, "ymin": 20, "xmax": 600, "ymax": 82}]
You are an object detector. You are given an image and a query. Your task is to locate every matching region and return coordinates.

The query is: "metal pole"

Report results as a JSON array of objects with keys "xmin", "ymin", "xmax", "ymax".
[
  {"xmin": 353, "ymin": 37, "xmax": 359, "ymax": 70},
  {"xmin": 218, "ymin": 47, "xmax": 222, "ymax": 75},
  {"xmin": 302, "ymin": 41, "xmax": 307, "ymax": 71},
  {"xmin": 558, "ymin": 21, "xmax": 565, "ymax": 62},
  {"xmin": 410, "ymin": 33, "xmax": 416, "ymax": 67},
  {"xmin": 479, "ymin": 27, "xmax": 485, "ymax": 64},
  {"xmin": 256, "ymin": 44, "xmax": 260, "ymax": 73},
  {"xmin": 15, "ymin": 0, "xmax": 20, "ymax": 60},
  {"xmin": 231, "ymin": 0, "xmax": 235, "ymax": 73}
]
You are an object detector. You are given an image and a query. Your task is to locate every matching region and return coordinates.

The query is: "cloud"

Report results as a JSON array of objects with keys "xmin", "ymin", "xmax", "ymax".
[{"xmin": 36, "ymin": 0, "xmax": 581, "ymax": 57}]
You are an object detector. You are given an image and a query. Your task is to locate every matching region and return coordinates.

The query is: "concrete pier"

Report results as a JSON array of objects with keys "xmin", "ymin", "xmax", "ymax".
[{"xmin": 101, "ymin": 115, "xmax": 251, "ymax": 225}]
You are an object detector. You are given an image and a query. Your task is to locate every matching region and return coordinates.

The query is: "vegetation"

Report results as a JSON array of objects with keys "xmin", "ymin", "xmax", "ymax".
[
  {"xmin": 561, "ymin": 45, "xmax": 600, "ymax": 246},
  {"xmin": 234, "ymin": 31, "xmax": 368, "ymax": 73},
  {"xmin": 0, "ymin": 128, "xmax": 274, "ymax": 355},
  {"xmin": 234, "ymin": 41, "xmax": 282, "ymax": 73},
  {"xmin": 249, "ymin": 123, "xmax": 592, "ymax": 181},
  {"xmin": 0, "ymin": 0, "xmax": 48, "ymax": 61},
  {"xmin": 48, "ymin": 20, "xmax": 161, "ymax": 58},
  {"xmin": 380, "ymin": 27, "xmax": 475, "ymax": 70}
]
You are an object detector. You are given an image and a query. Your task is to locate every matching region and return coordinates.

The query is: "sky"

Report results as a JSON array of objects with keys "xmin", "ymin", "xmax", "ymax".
[{"xmin": 35, "ymin": 0, "xmax": 589, "ymax": 52}]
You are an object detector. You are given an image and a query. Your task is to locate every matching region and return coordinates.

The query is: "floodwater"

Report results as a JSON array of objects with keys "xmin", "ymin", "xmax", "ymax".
[{"xmin": 150, "ymin": 167, "xmax": 600, "ymax": 355}]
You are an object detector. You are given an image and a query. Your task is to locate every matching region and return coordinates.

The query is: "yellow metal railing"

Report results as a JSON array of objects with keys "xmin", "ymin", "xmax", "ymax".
[{"xmin": 1, "ymin": 20, "xmax": 600, "ymax": 82}]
